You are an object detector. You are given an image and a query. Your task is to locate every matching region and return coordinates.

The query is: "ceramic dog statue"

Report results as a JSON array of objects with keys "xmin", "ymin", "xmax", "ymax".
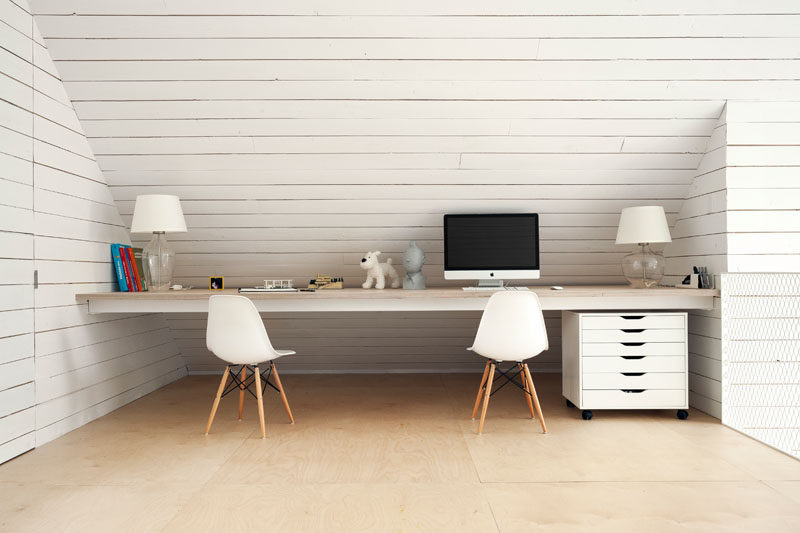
[
  {"xmin": 402, "ymin": 241, "xmax": 426, "ymax": 290},
  {"xmin": 360, "ymin": 251, "xmax": 400, "ymax": 289}
]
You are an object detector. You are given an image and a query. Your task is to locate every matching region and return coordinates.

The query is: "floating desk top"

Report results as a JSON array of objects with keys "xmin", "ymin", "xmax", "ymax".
[{"xmin": 76, "ymin": 286, "xmax": 719, "ymax": 314}]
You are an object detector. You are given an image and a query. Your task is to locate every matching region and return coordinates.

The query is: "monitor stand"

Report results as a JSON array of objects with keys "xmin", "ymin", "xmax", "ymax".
[{"xmin": 462, "ymin": 280, "xmax": 506, "ymax": 291}]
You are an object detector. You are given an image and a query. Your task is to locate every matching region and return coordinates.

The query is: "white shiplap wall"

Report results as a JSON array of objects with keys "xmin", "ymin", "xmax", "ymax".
[
  {"xmin": 664, "ymin": 107, "xmax": 727, "ymax": 418},
  {"xmin": 0, "ymin": 0, "xmax": 35, "ymax": 463},
  {"xmin": 1, "ymin": 0, "xmax": 186, "ymax": 461},
  {"xmin": 726, "ymin": 102, "xmax": 800, "ymax": 271},
  {"xmin": 722, "ymin": 103, "xmax": 800, "ymax": 447},
  {"xmin": 28, "ymin": 1, "xmax": 800, "ymax": 376}
]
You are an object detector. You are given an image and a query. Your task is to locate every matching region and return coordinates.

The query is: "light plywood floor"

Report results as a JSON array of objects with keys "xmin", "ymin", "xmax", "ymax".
[{"xmin": 1, "ymin": 373, "xmax": 799, "ymax": 532}]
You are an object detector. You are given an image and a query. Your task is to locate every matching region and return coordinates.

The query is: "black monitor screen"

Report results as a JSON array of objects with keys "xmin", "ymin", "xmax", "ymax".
[{"xmin": 444, "ymin": 214, "xmax": 539, "ymax": 271}]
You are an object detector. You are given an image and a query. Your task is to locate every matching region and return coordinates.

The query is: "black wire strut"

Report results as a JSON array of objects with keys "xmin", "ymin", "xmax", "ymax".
[
  {"xmin": 487, "ymin": 363, "xmax": 532, "ymax": 397},
  {"xmin": 220, "ymin": 364, "xmax": 281, "ymax": 400}
]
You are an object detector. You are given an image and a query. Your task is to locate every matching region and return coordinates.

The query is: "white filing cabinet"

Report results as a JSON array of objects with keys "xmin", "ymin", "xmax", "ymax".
[{"xmin": 561, "ymin": 311, "xmax": 689, "ymax": 420}]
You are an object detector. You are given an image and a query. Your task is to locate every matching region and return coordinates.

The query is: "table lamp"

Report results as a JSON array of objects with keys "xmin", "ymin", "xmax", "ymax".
[
  {"xmin": 130, "ymin": 194, "xmax": 187, "ymax": 291},
  {"xmin": 615, "ymin": 206, "xmax": 672, "ymax": 288}
]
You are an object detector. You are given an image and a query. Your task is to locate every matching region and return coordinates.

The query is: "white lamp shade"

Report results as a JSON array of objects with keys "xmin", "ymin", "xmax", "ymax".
[
  {"xmin": 615, "ymin": 206, "xmax": 672, "ymax": 244},
  {"xmin": 130, "ymin": 195, "xmax": 187, "ymax": 233}
]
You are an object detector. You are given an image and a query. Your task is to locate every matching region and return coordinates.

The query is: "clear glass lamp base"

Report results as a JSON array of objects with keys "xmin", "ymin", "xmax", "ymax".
[
  {"xmin": 142, "ymin": 232, "xmax": 175, "ymax": 291},
  {"xmin": 622, "ymin": 244, "xmax": 666, "ymax": 288}
]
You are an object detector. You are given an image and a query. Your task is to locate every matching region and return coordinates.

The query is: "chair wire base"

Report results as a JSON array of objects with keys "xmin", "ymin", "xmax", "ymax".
[
  {"xmin": 488, "ymin": 362, "xmax": 532, "ymax": 398},
  {"xmin": 220, "ymin": 363, "xmax": 281, "ymax": 400}
]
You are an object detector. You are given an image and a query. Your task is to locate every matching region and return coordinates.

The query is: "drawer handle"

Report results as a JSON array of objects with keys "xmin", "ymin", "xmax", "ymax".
[
  {"xmin": 621, "ymin": 356, "xmax": 645, "ymax": 360},
  {"xmin": 621, "ymin": 329, "xmax": 645, "ymax": 333},
  {"xmin": 621, "ymin": 342, "xmax": 645, "ymax": 347},
  {"xmin": 622, "ymin": 372, "xmax": 645, "ymax": 377},
  {"xmin": 621, "ymin": 315, "xmax": 645, "ymax": 320},
  {"xmin": 622, "ymin": 389, "xmax": 646, "ymax": 393}
]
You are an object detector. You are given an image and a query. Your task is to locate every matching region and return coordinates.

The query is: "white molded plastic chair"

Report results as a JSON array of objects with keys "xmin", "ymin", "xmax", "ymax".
[
  {"xmin": 205, "ymin": 295, "xmax": 295, "ymax": 438},
  {"xmin": 468, "ymin": 291, "xmax": 548, "ymax": 434}
]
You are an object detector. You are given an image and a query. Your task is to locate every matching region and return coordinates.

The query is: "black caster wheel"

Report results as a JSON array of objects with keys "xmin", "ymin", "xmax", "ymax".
[
  {"xmin": 677, "ymin": 409, "xmax": 689, "ymax": 420},
  {"xmin": 566, "ymin": 399, "xmax": 576, "ymax": 408},
  {"xmin": 581, "ymin": 410, "xmax": 593, "ymax": 420}
]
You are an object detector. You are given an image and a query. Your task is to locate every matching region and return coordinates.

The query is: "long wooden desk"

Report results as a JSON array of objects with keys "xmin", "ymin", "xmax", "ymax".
[{"xmin": 76, "ymin": 286, "xmax": 718, "ymax": 314}]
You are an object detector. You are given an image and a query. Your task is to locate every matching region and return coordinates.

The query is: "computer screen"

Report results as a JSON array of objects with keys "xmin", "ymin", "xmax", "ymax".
[{"xmin": 443, "ymin": 214, "xmax": 540, "ymax": 279}]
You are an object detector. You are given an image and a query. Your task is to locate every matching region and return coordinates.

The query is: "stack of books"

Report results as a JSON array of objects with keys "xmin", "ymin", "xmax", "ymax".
[{"xmin": 111, "ymin": 244, "xmax": 147, "ymax": 292}]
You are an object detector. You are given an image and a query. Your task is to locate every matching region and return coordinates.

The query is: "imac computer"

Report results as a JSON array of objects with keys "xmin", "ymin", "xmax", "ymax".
[{"xmin": 443, "ymin": 213, "xmax": 540, "ymax": 290}]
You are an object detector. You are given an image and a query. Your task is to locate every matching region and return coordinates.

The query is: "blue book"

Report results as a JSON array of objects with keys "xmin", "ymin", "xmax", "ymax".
[{"xmin": 110, "ymin": 244, "xmax": 128, "ymax": 292}]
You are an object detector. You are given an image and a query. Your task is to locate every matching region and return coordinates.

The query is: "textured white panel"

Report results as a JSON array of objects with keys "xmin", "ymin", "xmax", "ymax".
[{"xmin": 722, "ymin": 273, "xmax": 800, "ymax": 459}]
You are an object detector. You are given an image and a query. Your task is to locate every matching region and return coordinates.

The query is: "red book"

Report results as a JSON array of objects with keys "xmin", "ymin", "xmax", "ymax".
[
  {"xmin": 126, "ymin": 246, "xmax": 143, "ymax": 291},
  {"xmin": 120, "ymin": 246, "xmax": 134, "ymax": 291}
]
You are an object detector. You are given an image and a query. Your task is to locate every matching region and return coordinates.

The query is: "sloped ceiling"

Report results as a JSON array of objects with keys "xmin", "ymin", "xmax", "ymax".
[{"xmin": 47, "ymin": 0, "xmax": 800, "ymax": 287}]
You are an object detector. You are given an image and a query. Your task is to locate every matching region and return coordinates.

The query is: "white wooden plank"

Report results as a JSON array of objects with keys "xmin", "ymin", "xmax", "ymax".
[
  {"xmin": 103, "ymin": 168, "xmax": 696, "ymax": 186},
  {"xmin": 35, "ymin": 355, "xmax": 183, "ymax": 430},
  {"xmin": 0, "ymin": 177, "xmax": 31, "ymax": 209},
  {"xmin": 0, "ymin": 407, "xmax": 34, "ymax": 447},
  {"xmin": 34, "ymin": 282, "xmax": 116, "ymax": 308},
  {"xmin": 0, "ymin": 432, "xmax": 34, "ymax": 464},
  {"xmin": 52, "ymin": 59, "xmax": 800, "ymax": 82},
  {"xmin": 0, "ymin": 74, "xmax": 32, "ymax": 112},
  {"xmin": 36, "ymin": 342, "xmax": 178, "ymax": 403},
  {"xmin": 33, "ymin": 188, "xmax": 119, "ymax": 224},
  {"xmin": 28, "ymin": 1, "xmax": 800, "ymax": 16},
  {"xmin": 89, "ymin": 135, "xmax": 629, "ymax": 155},
  {"xmin": 36, "ymin": 327, "xmax": 173, "ymax": 378},
  {"xmin": 81, "ymin": 118, "xmax": 717, "ymax": 138},
  {"xmin": 0, "ymin": 382, "xmax": 33, "ymax": 418},
  {"xmin": 0, "ymin": 258, "xmax": 32, "ymax": 285},
  {"xmin": 72, "ymin": 100, "xmax": 724, "ymax": 120},
  {"xmin": 34, "ymin": 14, "xmax": 800, "ymax": 39},
  {"xmin": 0, "ymin": 285, "xmax": 33, "ymax": 311},
  {"xmin": 0, "ymin": 357, "xmax": 34, "ymax": 392},
  {"xmin": 35, "ymin": 164, "xmax": 113, "ymax": 204},
  {"xmin": 0, "ymin": 153, "xmax": 32, "ymax": 185},
  {"xmin": 34, "ymin": 314, "xmax": 167, "ymax": 356},
  {"xmin": 109, "ymin": 184, "xmax": 687, "ymax": 202},
  {"xmin": 0, "ymin": 309, "xmax": 33, "ymax": 337},
  {"xmin": 33, "ymin": 114, "xmax": 94, "ymax": 158},
  {"xmin": 95, "ymin": 153, "xmax": 703, "ymax": 171},
  {"xmin": 539, "ymin": 38, "xmax": 800, "ymax": 60},
  {"xmin": 0, "ymin": 0, "xmax": 31, "ymax": 37},
  {"xmin": 59, "ymin": 80, "xmax": 800, "ymax": 102},
  {"xmin": 34, "ymin": 211, "xmax": 128, "ymax": 243},
  {"xmin": 0, "ymin": 333, "xmax": 33, "ymax": 365}
]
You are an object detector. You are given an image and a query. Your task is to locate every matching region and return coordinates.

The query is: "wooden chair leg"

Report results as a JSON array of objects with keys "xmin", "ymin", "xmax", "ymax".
[
  {"xmin": 477, "ymin": 362, "xmax": 496, "ymax": 434},
  {"xmin": 519, "ymin": 363, "xmax": 535, "ymax": 419},
  {"xmin": 205, "ymin": 366, "xmax": 230, "ymax": 435},
  {"xmin": 254, "ymin": 365, "xmax": 267, "ymax": 439},
  {"xmin": 524, "ymin": 363, "xmax": 547, "ymax": 433},
  {"xmin": 237, "ymin": 365, "xmax": 246, "ymax": 421},
  {"xmin": 471, "ymin": 361, "xmax": 491, "ymax": 419},
  {"xmin": 270, "ymin": 362, "xmax": 294, "ymax": 424}
]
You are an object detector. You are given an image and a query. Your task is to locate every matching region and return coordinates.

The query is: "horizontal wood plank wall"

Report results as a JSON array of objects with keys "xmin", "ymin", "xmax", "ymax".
[
  {"xmin": 720, "ymin": 102, "xmax": 800, "ymax": 443},
  {"xmin": 0, "ymin": 0, "xmax": 35, "ymax": 463},
  {"xmin": 726, "ymin": 101, "xmax": 800, "ymax": 272},
  {"xmin": 1, "ymin": 0, "xmax": 187, "ymax": 455},
  {"xmin": 30, "ymin": 1, "xmax": 800, "ymax": 373},
  {"xmin": 664, "ymin": 107, "xmax": 727, "ymax": 419}
]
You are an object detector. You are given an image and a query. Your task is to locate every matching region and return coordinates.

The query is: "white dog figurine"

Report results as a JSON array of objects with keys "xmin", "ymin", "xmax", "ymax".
[{"xmin": 360, "ymin": 251, "xmax": 400, "ymax": 289}]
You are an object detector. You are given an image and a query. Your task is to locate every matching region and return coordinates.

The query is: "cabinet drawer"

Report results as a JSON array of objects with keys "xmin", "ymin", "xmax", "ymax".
[
  {"xmin": 582, "ymin": 328, "xmax": 685, "ymax": 343},
  {"xmin": 582, "ymin": 356, "xmax": 685, "ymax": 373},
  {"xmin": 582, "ymin": 342, "xmax": 685, "ymax": 357},
  {"xmin": 582, "ymin": 389, "xmax": 686, "ymax": 409},
  {"xmin": 582, "ymin": 315, "xmax": 684, "ymax": 330},
  {"xmin": 583, "ymin": 372, "xmax": 685, "ymax": 390}
]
